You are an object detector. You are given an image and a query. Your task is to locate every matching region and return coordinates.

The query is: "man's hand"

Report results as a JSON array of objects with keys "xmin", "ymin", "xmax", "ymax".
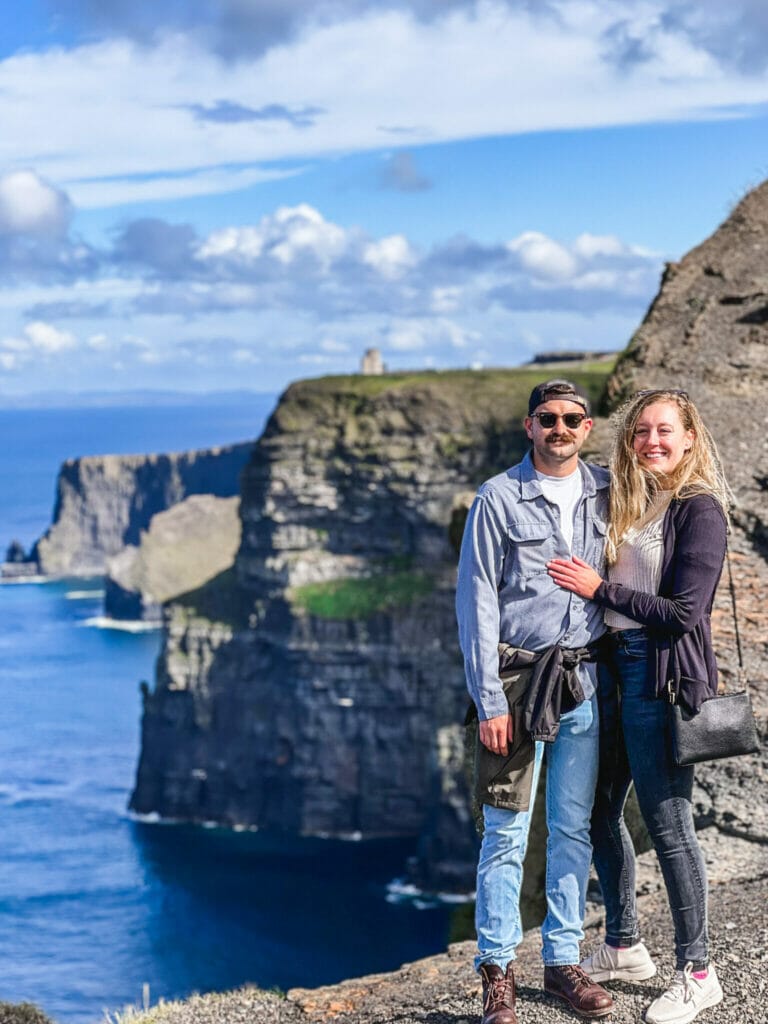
[{"xmin": 479, "ymin": 713, "xmax": 514, "ymax": 756}]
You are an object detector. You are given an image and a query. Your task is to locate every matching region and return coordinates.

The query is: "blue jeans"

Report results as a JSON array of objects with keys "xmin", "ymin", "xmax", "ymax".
[
  {"xmin": 475, "ymin": 690, "xmax": 599, "ymax": 969},
  {"xmin": 592, "ymin": 629, "xmax": 709, "ymax": 970}
]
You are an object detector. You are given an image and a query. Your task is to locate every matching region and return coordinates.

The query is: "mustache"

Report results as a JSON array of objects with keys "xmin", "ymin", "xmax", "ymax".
[{"xmin": 545, "ymin": 433, "xmax": 575, "ymax": 443}]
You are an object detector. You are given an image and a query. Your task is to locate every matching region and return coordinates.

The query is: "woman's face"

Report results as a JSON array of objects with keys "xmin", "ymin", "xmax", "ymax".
[{"xmin": 632, "ymin": 400, "xmax": 694, "ymax": 476}]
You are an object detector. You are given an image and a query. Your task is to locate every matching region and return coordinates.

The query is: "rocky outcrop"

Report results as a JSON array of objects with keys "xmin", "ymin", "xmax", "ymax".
[
  {"xmin": 105, "ymin": 495, "xmax": 241, "ymax": 621},
  {"xmin": 604, "ymin": 178, "xmax": 768, "ymax": 691},
  {"xmin": 34, "ymin": 443, "xmax": 253, "ymax": 577},
  {"xmin": 129, "ymin": 368, "xmax": 609, "ymax": 863}
]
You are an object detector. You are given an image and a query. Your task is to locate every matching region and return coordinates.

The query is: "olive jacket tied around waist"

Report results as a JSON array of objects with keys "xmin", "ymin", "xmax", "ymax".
[{"xmin": 466, "ymin": 641, "xmax": 598, "ymax": 813}]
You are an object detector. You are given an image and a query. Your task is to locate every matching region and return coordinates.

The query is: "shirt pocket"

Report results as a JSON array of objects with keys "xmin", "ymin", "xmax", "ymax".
[
  {"xmin": 586, "ymin": 516, "xmax": 607, "ymax": 567},
  {"xmin": 504, "ymin": 520, "xmax": 553, "ymax": 578}
]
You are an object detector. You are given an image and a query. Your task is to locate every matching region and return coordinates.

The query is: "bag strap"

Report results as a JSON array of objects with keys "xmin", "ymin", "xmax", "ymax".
[{"xmin": 725, "ymin": 540, "xmax": 748, "ymax": 693}]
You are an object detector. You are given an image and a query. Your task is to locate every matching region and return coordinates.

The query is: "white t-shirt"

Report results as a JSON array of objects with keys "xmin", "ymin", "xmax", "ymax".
[{"xmin": 535, "ymin": 467, "xmax": 583, "ymax": 551}]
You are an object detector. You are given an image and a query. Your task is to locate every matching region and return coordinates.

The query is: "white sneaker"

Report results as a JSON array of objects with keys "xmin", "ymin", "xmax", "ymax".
[
  {"xmin": 581, "ymin": 940, "xmax": 657, "ymax": 982},
  {"xmin": 643, "ymin": 964, "xmax": 723, "ymax": 1024}
]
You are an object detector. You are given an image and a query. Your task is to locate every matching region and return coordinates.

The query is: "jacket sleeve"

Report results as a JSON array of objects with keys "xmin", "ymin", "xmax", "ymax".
[
  {"xmin": 455, "ymin": 492, "xmax": 509, "ymax": 721},
  {"xmin": 594, "ymin": 496, "xmax": 726, "ymax": 635}
]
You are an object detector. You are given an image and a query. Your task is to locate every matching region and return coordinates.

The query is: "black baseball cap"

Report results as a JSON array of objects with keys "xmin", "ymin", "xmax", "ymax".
[{"xmin": 528, "ymin": 379, "xmax": 591, "ymax": 416}]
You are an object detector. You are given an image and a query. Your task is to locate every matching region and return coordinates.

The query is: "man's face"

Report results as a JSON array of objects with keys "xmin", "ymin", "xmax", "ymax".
[{"xmin": 524, "ymin": 399, "xmax": 593, "ymax": 469}]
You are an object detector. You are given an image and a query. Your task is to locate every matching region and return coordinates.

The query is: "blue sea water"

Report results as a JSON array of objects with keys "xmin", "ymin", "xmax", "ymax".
[{"xmin": 0, "ymin": 400, "xmax": 453, "ymax": 1022}]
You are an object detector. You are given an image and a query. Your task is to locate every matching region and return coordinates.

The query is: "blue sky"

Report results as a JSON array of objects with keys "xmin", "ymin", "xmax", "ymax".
[{"xmin": 1, "ymin": 0, "xmax": 767, "ymax": 397}]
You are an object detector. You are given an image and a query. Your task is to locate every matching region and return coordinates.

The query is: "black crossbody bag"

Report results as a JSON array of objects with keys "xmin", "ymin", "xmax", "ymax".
[{"xmin": 668, "ymin": 546, "xmax": 760, "ymax": 766}]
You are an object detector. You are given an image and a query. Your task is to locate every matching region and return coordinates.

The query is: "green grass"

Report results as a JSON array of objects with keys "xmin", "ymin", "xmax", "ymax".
[
  {"xmin": 288, "ymin": 363, "xmax": 614, "ymax": 403},
  {"xmin": 290, "ymin": 570, "xmax": 435, "ymax": 619}
]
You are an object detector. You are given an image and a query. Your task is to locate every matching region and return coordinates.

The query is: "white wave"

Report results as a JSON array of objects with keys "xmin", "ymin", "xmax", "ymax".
[
  {"xmin": 385, "ymin": 876, "xmax": 475, "ymax": 907},
  {"xmin": 66, "ymin": 589, "xmax": 106, "ymax": 600},
  {"xmin": 127, "ymin": 810, "xmax": 260, "ymax": 832},
  {"xmin": 128, "ymin": 811, "xmax": 167, "ymax": 825},
  {"xmin": 81, "ymin": 616, "xmax": 160, "ymax": 633},
  {"xmin": 312, "ymin": 829, "xmax": 364, "ymax": 841},
  {"xmin": 0, "ymin": 574, "xmax": 49, "ymax": 585}
]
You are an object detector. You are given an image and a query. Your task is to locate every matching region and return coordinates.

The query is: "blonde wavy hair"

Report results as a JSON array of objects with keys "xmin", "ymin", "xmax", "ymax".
[{"xmin": 606, "ymin": 389, "xmax": 732, "ymax": 565}]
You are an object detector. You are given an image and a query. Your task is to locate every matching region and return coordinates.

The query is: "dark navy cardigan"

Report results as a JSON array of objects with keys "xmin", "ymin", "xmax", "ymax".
[{"xmin": 595, "ymin": 493, "xmax": 728, "ymax": 712}]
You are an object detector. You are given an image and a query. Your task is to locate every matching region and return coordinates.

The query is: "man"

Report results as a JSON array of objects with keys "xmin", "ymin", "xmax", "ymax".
[{"xmin": 456, "ymin": 379, "xmax": 613, "ymax": 1023}]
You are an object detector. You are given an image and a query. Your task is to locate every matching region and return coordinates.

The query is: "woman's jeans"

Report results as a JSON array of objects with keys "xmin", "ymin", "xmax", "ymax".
[
  {"xmin": 475, "ymin": 690, "xmax": 599, "ymax": 969},
  {"xmin": 592, "ymin": 628, "xmax": 709, "ymax": 969}
]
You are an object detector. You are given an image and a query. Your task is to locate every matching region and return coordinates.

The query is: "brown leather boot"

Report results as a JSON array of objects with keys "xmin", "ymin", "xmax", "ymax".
[
  {"xmin": 479, "ymin": 962, "xmax": 518, "ymax": 1024},
  {"xmin": 544, "ymin": 964, "xmax": 614, "ymax": 1019}
]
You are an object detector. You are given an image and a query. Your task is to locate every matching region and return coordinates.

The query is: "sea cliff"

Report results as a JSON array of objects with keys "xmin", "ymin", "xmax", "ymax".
[
  {"xmin": 129, "ymin": 368, "xmax": 609, "ymax": 886},
  {"xmin": 33, "ymin": 442, "xmax": 253, "ymax": 577}
]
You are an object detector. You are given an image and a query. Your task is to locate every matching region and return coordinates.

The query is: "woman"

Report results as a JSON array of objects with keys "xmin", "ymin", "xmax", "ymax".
[{"xmin": 546, "ymin": 389, "xmax": 730, "ymax": 1024}]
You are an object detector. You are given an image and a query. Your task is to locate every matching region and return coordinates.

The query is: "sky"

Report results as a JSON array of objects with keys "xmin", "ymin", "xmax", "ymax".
[{"xmin": 1, "ymin": 0, "xmax": 768, "ymax": 398}]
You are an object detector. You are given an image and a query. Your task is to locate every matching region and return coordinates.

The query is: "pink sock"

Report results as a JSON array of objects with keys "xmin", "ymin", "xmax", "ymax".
[{"xmin": 692, "ymin": 970, "xmax": 708, "ymax": 980}]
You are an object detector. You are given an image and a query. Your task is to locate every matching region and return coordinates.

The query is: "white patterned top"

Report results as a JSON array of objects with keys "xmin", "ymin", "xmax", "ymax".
[{"xmin": 605, "ymin": 491, "xmax": 673, "ymax": 630}]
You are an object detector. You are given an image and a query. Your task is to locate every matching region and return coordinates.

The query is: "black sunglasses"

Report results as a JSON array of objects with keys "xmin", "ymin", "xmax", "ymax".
[
  {"xmin": 530, "ymin": 412, "xmax": 587, "ymax": 428},
  {"xmin": 634, "ymin": 389, "xmax": 689, "ymax": 400}
]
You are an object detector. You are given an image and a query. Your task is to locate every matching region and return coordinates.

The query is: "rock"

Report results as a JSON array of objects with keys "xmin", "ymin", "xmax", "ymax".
[
  {"xmin": 604, "ymin": 179, "xmax": 768, "ymax": 698},
  {"xmin": 104, "ymin": 495, "xmax": 242, "ymax": 621},
  {"xmin": 33, "ymin": 442, "xmax": 253, "ymax": 577}
]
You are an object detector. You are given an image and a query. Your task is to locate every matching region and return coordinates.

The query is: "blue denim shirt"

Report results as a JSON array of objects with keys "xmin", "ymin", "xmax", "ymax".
[{"xmin": 456, "ymin": 451, "xmax": 610, "ymax": 720}]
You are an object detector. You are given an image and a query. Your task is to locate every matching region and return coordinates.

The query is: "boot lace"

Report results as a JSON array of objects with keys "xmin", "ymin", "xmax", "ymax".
[
  {"xmin": 484, "ymin": 970, "xmax": 514, "ymax": 1010},
  {"xmin": 557, "ymin": 964, "xmax": 594, "ymax": 991}
]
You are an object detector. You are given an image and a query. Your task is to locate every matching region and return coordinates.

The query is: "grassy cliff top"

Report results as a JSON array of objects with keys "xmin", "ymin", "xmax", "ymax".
[
  {"xmin": 269, "ymin": 362, "xmax": 616, "ymax": 434},
  {"xmin": 288, "ymin": 362, "xmax": 615, "ymax": 399}
]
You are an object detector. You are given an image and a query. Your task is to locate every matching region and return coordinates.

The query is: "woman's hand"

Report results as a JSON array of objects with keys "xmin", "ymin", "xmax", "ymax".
[{"xmin": 547, "ymin": 555, "xmax": 604, "ymax": 599}]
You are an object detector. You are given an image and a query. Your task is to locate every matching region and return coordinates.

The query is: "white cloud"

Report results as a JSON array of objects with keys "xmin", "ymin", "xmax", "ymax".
[
  {"xmin": 385, "ymin": 317, "xmax": 480, "ymax": 353},
  {"xmin": 508, "ymin": 232, "xmax": 579, "ymax": 281},
  {"xmin": 197, "ymin": 227, "xmax": 265, "ymax": 260},
  {"xmin": 362, "ymin": 234, "xmax": 416, "ymax": 279},
  {"xmin": 573, "ymin": 233, "xmax": 627, "ymax": 259},
  {"xmin": 23, "ymin": 321, "xmax": 77, "ymax": 353},
  {"xmin": 232, "ymin": 348, "xmax": 261, "ymax": 364},
  {"xmin": 0, "ymin": 171, "xmax": 70, "ymax": 236},
  {"xmin": 70, "ymin": 166, "xmax": 301, "ymax": 210},
  {"xmin": 0, "ymin": 336, "xmax": 31, "ymax": 353},
  {"xmin": 0, "ymin": 352, "xmax": 19, "ymax": 371},
  {"xmin": 270, "ymin": 205, "xmax": 348, "ymax": 266},
  {"xmin": 387, "ymin": 323, "xmax": 429, "ymax": 351},
  {"xmin": 198, "ymin": 205, "xmax": 349, "ymax": 268},
  {"xmin": 0, "ymin": 5, "xmax": 765, "ymax": 207}
]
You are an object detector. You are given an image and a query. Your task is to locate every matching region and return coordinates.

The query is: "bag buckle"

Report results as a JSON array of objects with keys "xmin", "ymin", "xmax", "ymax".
[{"xmin": 667, "ymin": 679, "xmax": 676, "ymax": 705}]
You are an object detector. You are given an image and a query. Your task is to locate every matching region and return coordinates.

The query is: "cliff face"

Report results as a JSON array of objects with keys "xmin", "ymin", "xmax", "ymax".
[
  {"xmin": 605, "ymin": 179, "xmax": 768, "ymax": 688},
  {"xmin": 129, "ymin": 369, "xmax": 609, "ymax": 859},
  {"xmin": 105, "ymin": 495, "xmax": 241, "ymax": 621},
  {"xmin": 34, "ymin": 442, "xmax": 253, "ymax": 576}
]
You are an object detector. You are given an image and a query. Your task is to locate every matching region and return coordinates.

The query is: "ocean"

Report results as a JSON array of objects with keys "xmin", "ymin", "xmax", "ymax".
[{"xmin": 0, "ymin": 399, "xmax": 453, "ymax": 1023}]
